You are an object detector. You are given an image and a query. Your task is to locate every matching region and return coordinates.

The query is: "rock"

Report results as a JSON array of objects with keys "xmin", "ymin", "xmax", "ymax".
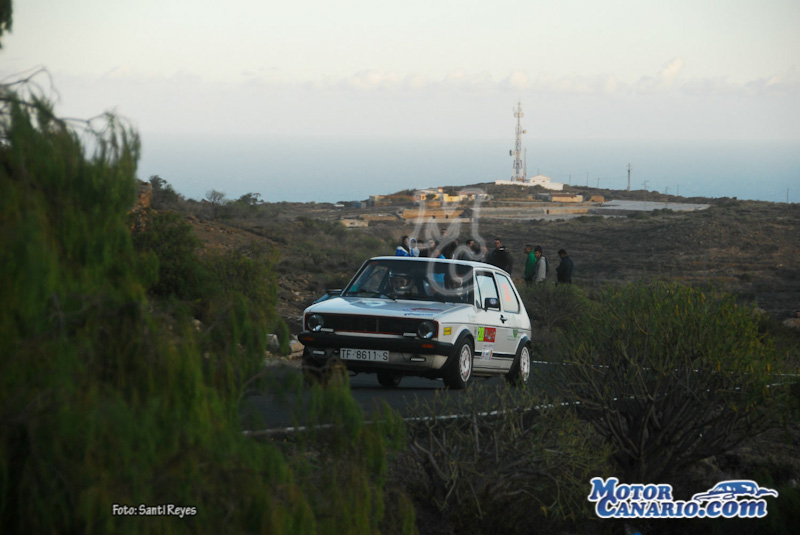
[
  {"xmin": 289, "ymin": 339, "xmax": 304, "ymax": 358},
  {"xmin": 267, "ymin": 334, "xmax": 280, "ymax": 352},
  {"xmin": 782, "ymin": 318, "xmax": 800, "ymax": 330}
]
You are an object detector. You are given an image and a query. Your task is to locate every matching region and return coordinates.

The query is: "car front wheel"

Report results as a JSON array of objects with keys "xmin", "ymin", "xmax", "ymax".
[
  {"xmin": 443, "ymin": 338, "xmax": 473, "ymax": 389},
  {"xmin": 377, "ymin": 372, "xmax": 402, "ymax": 388}
]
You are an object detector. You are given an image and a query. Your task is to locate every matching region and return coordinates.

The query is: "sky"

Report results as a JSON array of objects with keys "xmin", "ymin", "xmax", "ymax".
[{"xmin": 1, "ymin": 0, "xmax": 799, "ymax": 200}]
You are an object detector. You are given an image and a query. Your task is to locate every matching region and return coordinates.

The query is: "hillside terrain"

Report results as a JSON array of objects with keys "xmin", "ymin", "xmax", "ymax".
[
  {"xmin": 177, "ymin": 185, "xmax": 800, "ymax": 334},
  {"xmin": 171, "ymin": 184, "xmax": 800, "ymax": 534}
]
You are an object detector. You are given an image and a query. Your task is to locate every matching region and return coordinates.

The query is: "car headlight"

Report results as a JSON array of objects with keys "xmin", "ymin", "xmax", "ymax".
[
  {"xmin": 307, "ymin": 313, "xmax": 324, "ymax": 332},
  {"xmin": 417, "ymin": 320, "xmax": 436, "ymax": 339}
]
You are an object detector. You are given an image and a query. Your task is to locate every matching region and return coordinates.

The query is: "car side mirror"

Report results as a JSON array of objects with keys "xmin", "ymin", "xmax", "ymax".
[{"xmin": 483, "ymin": 297, "xmax": 500, "ymax": 310}]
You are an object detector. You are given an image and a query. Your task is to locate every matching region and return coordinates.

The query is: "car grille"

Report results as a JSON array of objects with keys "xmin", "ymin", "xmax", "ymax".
[{"xmin": 318, "ymin": 314, "xmax": 423, "ymax": 335}]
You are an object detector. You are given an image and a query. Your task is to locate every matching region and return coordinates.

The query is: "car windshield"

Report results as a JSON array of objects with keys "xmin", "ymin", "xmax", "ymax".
[{"xmin": 343, "ymin": 259, "xmax": 474, "ymax": 304}]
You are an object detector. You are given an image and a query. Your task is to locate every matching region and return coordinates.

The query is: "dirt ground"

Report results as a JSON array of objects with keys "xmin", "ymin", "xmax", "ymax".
[{"xmin": 185, "ymin": 192, "xmax": 800, "ymax": 333}]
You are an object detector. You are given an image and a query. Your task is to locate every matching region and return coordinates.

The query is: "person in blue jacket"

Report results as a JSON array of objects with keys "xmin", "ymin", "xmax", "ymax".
[{"xmin": 395, "ymin": 235, "xmax": 411, "ymax": 256}]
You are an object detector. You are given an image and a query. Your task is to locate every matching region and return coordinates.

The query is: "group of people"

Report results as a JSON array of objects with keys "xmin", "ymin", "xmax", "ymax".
[
  {"xmin": 394, "ymin": 232, "xmax": 574, "ymax": 285},
  {"xmin": 522, "ymin": 244, "xmax": 573, "ymax": 285},
  {"xmin": 395, "ymin": 229, "xmax": 483, "ymax": 261}
]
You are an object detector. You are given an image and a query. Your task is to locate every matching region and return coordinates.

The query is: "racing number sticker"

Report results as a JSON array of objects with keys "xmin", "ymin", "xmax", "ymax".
[{"xmin": 477, "ymin": 327, "xmax": 496, "ymax": 342}]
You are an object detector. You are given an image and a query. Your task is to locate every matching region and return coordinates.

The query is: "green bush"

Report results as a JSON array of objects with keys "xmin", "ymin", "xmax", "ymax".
[
  {"xmin": 149, "ymin": 175, "xmax": 182, "ymax": 209},
  {"xmin": 201, "ymin": 243, "xmax": 287, "ymax": 358},
  {"xmin": 132, "ymin": 211, "xmax": 205, "ymax": 300},
  {"xmin": 520, "ymin": 282, "xmax": 595, "ymax": 332},
  {"xmin": 0, "ymin": 85, "xmax": 413, "ymax": 534},
  {"xmin": 547, "ymin": 281, "xmax": 787, "ymax": 483}
]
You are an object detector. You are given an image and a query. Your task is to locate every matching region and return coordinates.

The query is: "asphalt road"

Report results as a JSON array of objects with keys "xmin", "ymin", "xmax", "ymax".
[{"xmin": 240, "ymin": 363, "xmax": 557, "ymax": 435}]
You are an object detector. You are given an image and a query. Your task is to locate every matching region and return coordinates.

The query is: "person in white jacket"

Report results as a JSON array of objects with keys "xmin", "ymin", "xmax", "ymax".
[{"xmin": 533, "ymin": 246, "xmax": 547, "ymax": 283}]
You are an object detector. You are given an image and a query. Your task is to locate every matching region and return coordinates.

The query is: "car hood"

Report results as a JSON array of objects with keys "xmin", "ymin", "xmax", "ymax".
[{"xmin": 305, "ymin": 297, "xmax": 472, "ymax": 321}]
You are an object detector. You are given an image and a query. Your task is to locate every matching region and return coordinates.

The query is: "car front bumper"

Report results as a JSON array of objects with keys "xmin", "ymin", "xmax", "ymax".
[{"xmin": 298, "ymin": 331, "xmax": 454, "ymax": 373}]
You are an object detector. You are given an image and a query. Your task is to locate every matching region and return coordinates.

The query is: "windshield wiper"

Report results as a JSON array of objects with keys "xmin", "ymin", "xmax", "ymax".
[{"xmin": 348, "ymin": 289, "xmax": 395, "ymax": 300}]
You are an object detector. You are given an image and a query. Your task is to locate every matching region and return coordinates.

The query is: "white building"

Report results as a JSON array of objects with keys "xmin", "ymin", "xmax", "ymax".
[{"xmin": 494, "ymin": 174, "xmax": 564, "ymax": 191}]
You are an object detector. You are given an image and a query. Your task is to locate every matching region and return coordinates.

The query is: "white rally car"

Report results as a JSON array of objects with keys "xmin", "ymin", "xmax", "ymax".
[{"xmin": 298, "ymin": 256, "xmax": 532, "ymax": 389}]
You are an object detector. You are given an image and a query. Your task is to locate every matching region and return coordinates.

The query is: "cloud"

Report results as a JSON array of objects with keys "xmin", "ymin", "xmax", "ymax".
[
  {"xmin": 659, "ymin": 58, "xmax": 684, "ymax": 84},
  {"xmin": 506, "ymin": 71, "xmax": 530, "ymax": 90},
  {"xmin": 633, "ymin": 58, "xmax": 685, "ymax": 95}
]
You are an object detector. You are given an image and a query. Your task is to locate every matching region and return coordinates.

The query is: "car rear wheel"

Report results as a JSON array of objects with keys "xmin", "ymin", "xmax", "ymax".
[
  {"xmin": 505, "ymin": 343, "xmax": 531, "ymax": 386},
  {"xmin": 443, "ymin": 338, "xmax": 473, "ymax": 389},
  {"xmin": 377, "ymin": 372, "xmax": 402, "ymax": 388}
]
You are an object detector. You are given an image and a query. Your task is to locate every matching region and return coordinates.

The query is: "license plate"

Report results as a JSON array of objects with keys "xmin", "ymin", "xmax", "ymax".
[{"xmin": 340, "ymin": 348, "xmax": 389, "ymax": 362}]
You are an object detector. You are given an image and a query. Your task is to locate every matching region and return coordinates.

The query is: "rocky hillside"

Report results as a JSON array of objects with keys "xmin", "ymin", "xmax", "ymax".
[{"xmin": 168, "ymin": 187, "xmax": 799, "ymax": 336}]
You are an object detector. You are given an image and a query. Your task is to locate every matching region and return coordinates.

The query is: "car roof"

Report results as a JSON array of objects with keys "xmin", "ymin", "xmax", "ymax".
[{"xmin": 369, "ymin": 256, "xmax": 504, "ymax": 272}]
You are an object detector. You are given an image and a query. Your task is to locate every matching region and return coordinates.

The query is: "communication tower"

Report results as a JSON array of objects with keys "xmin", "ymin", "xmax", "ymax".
[{"xmin": 510, "ymin": 101, "xmax": 526, "ymax": 182}]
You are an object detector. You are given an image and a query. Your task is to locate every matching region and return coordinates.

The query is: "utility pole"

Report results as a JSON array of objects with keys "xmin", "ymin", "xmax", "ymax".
[
  {"xmin": 643, "ymin": 179, "xmax": 649, "ymax": 190},
  {"xmin": 511, "ymin": 102, "xmax": 526, "ymax": 182},
  {"xmin": 627, "ymin": 164, "xmax": 632, "ymax": 191}
]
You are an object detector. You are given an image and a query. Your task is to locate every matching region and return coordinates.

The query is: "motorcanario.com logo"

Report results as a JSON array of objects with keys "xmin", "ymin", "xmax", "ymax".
[{"xmin": 588, "ymin": 477, "xmax": 779, "ymax": 519}]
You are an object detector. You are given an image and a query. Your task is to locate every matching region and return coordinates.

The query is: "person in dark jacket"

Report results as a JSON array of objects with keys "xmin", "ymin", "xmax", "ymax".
[
  {"xmin": 486, "ymin": 237, "xmax": 513, "ymax": 274},
  {"xmin": 556, "ymin": 249, "xmax": 573, "ymax": 284}
]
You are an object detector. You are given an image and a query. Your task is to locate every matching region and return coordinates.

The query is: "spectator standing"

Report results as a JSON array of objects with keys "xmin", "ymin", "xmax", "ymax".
[
  {"xmin": 419, "ymin": 238, "xmax": 437, "ymax": 258},
  {"xmin": 428, "ymin": 241, "xmax": 446, "ymax": 259},
  {"xmin": 523, "ymin": 244, "xmax": 537, "ymax": 285},
  {"xmin": 440, "ymin": 228, "xmax": 457, "ymax": 259},
  {"xmin": 556, "ymin": 249, "xmax": 574, "ymax": 284},
  {"xmin": 487, "ymin": 238, "xmax": 513, "ymax": 274},
  {"xmin": 395, "ymin": 235, "xmax": 411, "ymax": 257},
  {"xmin": 458, "ymin": 238, "xmax": 483, "ymax": 261},
  {"xmin": 409, "ymin": 237, "xmax": 420, "ymax": 257},
  {"xmin": 533, "ymin": 245, "xmax": 547, "ymax": 283},
  {"xmin": 455, "ymin": 239, "xmax": 473, "ymax": 260}
]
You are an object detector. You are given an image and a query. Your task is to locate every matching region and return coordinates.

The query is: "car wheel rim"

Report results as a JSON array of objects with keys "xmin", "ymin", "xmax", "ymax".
[
  {"xmin": 520, "ymin": 347, "xmax": 530, "ymax": 382},
  {"xmin": 459, "ymin": 344, "xmax": 472, "ymax": 382}
]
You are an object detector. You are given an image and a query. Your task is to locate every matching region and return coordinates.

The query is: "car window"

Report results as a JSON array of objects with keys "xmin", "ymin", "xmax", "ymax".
[
  {"xmin": 495, "ymin": 273, "xmax": 520, "ymax": 313},
  {"xmin": 476, "ymin": 272, "xmax": 499, "ymax": 307},
  {"xmin": 347, "ymin": 263, "xmax": 390, "ymax": 295},
  {"xmin": 344, "ymin": 259, "xmax": 473, "ymax": 304}
]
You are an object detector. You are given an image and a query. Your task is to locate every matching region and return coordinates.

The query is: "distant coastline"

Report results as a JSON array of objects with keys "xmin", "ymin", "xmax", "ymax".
[{"xmin": 138, "ymin": 136, "xmax": 800, "ymax": 205}]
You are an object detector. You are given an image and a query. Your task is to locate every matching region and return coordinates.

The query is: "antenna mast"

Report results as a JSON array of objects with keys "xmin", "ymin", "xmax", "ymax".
[
  {"xmin": 511, "ymin": 102, "xmax": 526, "ymax": 182},
  {"xmin": 627, "ymin": 163, "xmax": 632, "ymax": 191}
]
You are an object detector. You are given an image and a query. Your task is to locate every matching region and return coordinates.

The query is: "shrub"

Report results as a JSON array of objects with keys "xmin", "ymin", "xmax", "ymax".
[
  {"xmin": 132, "ymin": 211, "xmax": 206, "ymax": 300},
  {"xmin": 400, "ymin": 386, "xmax": 610, "ymax": 534},
  {"xmin": 520, "ymin": 282, "xmax": 595, "ymax": 332},
  {"xmin": 0, "ymin": 84, "xmax": 412, "ymax": 534},
  {"xmin": 201, "ymin": 243, "xmax": 288, "ymax": 359},
  {"xmin": 149, "ymin": 175, "xmax": 182, "ymax": 209},
  {"xmin": 547, "ymin": 281, "xmax": 787, "ymax": 483}
]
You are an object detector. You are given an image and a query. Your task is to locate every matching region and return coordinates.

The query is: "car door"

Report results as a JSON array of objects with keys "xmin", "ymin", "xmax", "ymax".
[
  {"xmin": 472, "ymin": 270, "xmax": 509, "ymax": 371},
  {"xmin": 493, "ymin": 272, "xmax": 525, "ymax": 372}
]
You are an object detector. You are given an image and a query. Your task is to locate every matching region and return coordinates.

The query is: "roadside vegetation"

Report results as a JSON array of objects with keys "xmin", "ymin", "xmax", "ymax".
[
  {"xmin": 400, "ymin": 387, "xmax": 611, "ymax": 534},
  {"xmin": 0, "ymin": 80, "xmax": 415, "ymax": 534}
]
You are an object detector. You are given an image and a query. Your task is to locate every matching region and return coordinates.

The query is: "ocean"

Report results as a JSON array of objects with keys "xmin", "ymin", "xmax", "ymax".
[{"xmin": 137, "ymin": 135, "xmax": 799, "ymax": 204}]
